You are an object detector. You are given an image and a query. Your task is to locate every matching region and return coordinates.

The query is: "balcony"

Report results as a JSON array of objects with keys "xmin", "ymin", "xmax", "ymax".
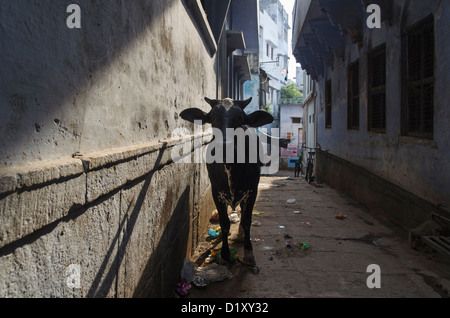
[{"xmin": 292, "ymin": 0, "xmax": 393, "ymax": 80}]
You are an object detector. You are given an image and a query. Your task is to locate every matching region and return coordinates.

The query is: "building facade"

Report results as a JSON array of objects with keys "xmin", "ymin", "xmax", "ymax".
[
  {"xmin": 259, "ymin": 0, "xmax": 291, "ymax": 128},
  {"xmin": 293, "ymin": 0, "xmax": 450, "ymax": 231},
  {"xmin": 279, "ymin": 97, "xmax": 303, "ymax": 170},
  {"xmin": 295, "ymin": 66, "xmax": 304, "ymax": 92},
  {"xmin": 302, "ymin": 72, "xmax": 317, "ymax": 150}
]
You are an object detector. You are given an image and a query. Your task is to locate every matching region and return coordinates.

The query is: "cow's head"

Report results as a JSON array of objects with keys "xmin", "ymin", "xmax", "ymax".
[{"xmin": 180, "ymin": 97, "xmax": 274, "ymax": 143}]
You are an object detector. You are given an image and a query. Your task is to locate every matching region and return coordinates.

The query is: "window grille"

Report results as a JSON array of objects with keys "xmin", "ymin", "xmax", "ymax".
[
  {"xmin": 368, "ymin": 45, "xmax": 386, "ymax": 132},
  {"xmin": 347, "ymin": 61, "xmax": 360, "ymax": 129},
  {"xmin": 406, "ymin": 16, "xmax": 434, "ymax": 139},
  {"xmin": 325, "ymin": 80, "xmax": 332, "ymax": 128}
]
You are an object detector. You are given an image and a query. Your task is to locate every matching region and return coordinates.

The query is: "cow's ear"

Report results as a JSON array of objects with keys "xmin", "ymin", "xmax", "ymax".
[
  {"xmin": 180, "ymin": 108, "xmax": 209, "ymax": 124},
  {"xmin": 245, "ymin": 110, "xmax": 274, "ymax": 127},
  {"xmin": 205, "ymin": 97, "xmax": 220, "ymax": 108},
  {"xmin": 235, "ymin": 97, "xmax": 252, "ymax": 110}
]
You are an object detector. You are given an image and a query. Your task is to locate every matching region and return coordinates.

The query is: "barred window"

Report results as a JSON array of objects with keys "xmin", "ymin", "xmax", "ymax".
[
  {"xmin": 325, "ymin": 80, "xmax": 332, "ymax": 128},
  {"xmin": 347, "ymin": 61, "xmax": 360, "ymax": 129},
  {"xmin": 406, "ymin": 16, "xmax": 434, "ymax": 139},
  {"xmin": 368, "ymin": 45, "xmax": 386, "ymax": 132}
]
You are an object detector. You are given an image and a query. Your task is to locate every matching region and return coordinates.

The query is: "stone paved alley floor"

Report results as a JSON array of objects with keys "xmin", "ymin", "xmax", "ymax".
[{"xmin": 187, "ymin": 171, "xmax": 450, "ymax": 298}]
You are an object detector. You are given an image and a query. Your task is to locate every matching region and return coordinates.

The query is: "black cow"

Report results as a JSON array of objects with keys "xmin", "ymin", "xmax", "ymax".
[{"xmin": 180, "ymin": 97, "xmax": 274, "ymax": 265}]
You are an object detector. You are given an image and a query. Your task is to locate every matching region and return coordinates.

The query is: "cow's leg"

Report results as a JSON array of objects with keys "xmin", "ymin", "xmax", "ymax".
[
  {"xmin": 240, "ymin": 191, "xmax": 257, "ymax": 266},
  {"xmin": 216, "ymin": 201, "xmax": 231, "ymax": 263}
]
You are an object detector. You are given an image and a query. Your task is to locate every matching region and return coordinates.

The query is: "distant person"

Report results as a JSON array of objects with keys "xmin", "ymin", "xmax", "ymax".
[{"xmin": 294, "ymin": 152, "xmax": 302, "ymax": 177}]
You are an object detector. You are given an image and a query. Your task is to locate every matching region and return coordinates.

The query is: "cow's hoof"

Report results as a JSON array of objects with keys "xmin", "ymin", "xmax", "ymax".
[
  {"xmin": 243, "ymin": 250, "xmax": 256, "ymax": 266},
  {"xmin": 218, "ymin": 258, "xmax": 230, "ymax": 265},
  {"xmin": 219, "ymin": 249, "xmax": 231, "ymax": 264}
]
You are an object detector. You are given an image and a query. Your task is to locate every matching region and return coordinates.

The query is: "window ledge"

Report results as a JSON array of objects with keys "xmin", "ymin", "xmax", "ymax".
[{"xmin": 399, "ymin": 135, "xmax": 437, "ymax": 148}]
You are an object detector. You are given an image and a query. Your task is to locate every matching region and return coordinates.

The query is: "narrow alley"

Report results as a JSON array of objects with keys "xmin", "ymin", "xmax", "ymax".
[{"xmin": 187, "ymin": 171, "xmax": 450, "ymax": 298}]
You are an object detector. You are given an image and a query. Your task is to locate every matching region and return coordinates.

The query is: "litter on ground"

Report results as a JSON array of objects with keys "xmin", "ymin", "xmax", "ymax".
[
  {"xmin": 335, "ymin": 213, "xmax": 347, "ymax": 220},
  {"xmin": 252, "ymin": 210, "xmax": 265, "ymax": 215}
]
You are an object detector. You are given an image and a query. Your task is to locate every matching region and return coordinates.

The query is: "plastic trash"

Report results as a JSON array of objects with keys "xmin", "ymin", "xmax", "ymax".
[
  {"xmin": 215, "ymin": 247, "xmax": 239, "ymax": 263},
  {"xmin": 286, "ymin": 199, "xmax": 296, "ymax": 204},
  {"xmin": 210, "ymin": 248, "xmax": 219, "ymax": 256},
  {"xmin": 192, "ymin": 276, "xmax": 207, "ymax": 287},
  {"xmin": 210, "ymin": 209, "xmax": 219, "ymax": 222},
  {"xmin": 230, "ymin": 213, "xmax": 240, "ymax": 223},
  {"xmin": 293, "ymin": 210, "xmax": 301, "ymax": 214},
  {"xmin": 252, "ymin": 220, "xmax": 261, "ymax": 226},
  {"xmin": 176, "ymin": 278, "xmax": 192, "ymax": 296},
  {"xmin": 193, "ymin": 263, "xmax": 233, "ymax": 287},
  {"xmin": 252, "ymin": 210, "xmax": 265, "ymax": 215},
  {"xmin": 208, "ymin": 228, "xmax": 220, "ymax": 239},
  {"xmin": 335, "ymin": 213, "xmax": 347, "ymax": 220},
  {"xmin": 180, "ymin": 258, "xmax": 196, "ymax": 282},
  {"xmin": 297, "ymin": 242, "xmax": 309, "ymax": 250}
]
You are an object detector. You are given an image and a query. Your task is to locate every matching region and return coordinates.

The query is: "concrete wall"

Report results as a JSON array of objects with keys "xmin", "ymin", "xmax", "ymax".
[
  {"xmin": 317, "ymin": 149, "xmax": 450, "ymax": 231},
  {"xmin": 314, "ymin": 0, "xmax": 450, "ymax": 228},
  {"xmin": 0, "ymin": 0, "xmax": 216, "ymax": 297},
  {"xmin": 1, "ymin": 0, "xmax": 215, "ymax": 166}
]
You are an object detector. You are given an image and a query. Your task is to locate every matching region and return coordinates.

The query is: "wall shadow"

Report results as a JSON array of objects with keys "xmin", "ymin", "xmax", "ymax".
[
  {"xmin": 133, "ymin": 186, "xmax": 191, "ymax": 298},
  {"xmin": 86, "ymin": 142, "xmax": 168, "ymax": 297},
  {"xmin": 0, "ymin": 0, "xmax": 176, "ymax": 166}
]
